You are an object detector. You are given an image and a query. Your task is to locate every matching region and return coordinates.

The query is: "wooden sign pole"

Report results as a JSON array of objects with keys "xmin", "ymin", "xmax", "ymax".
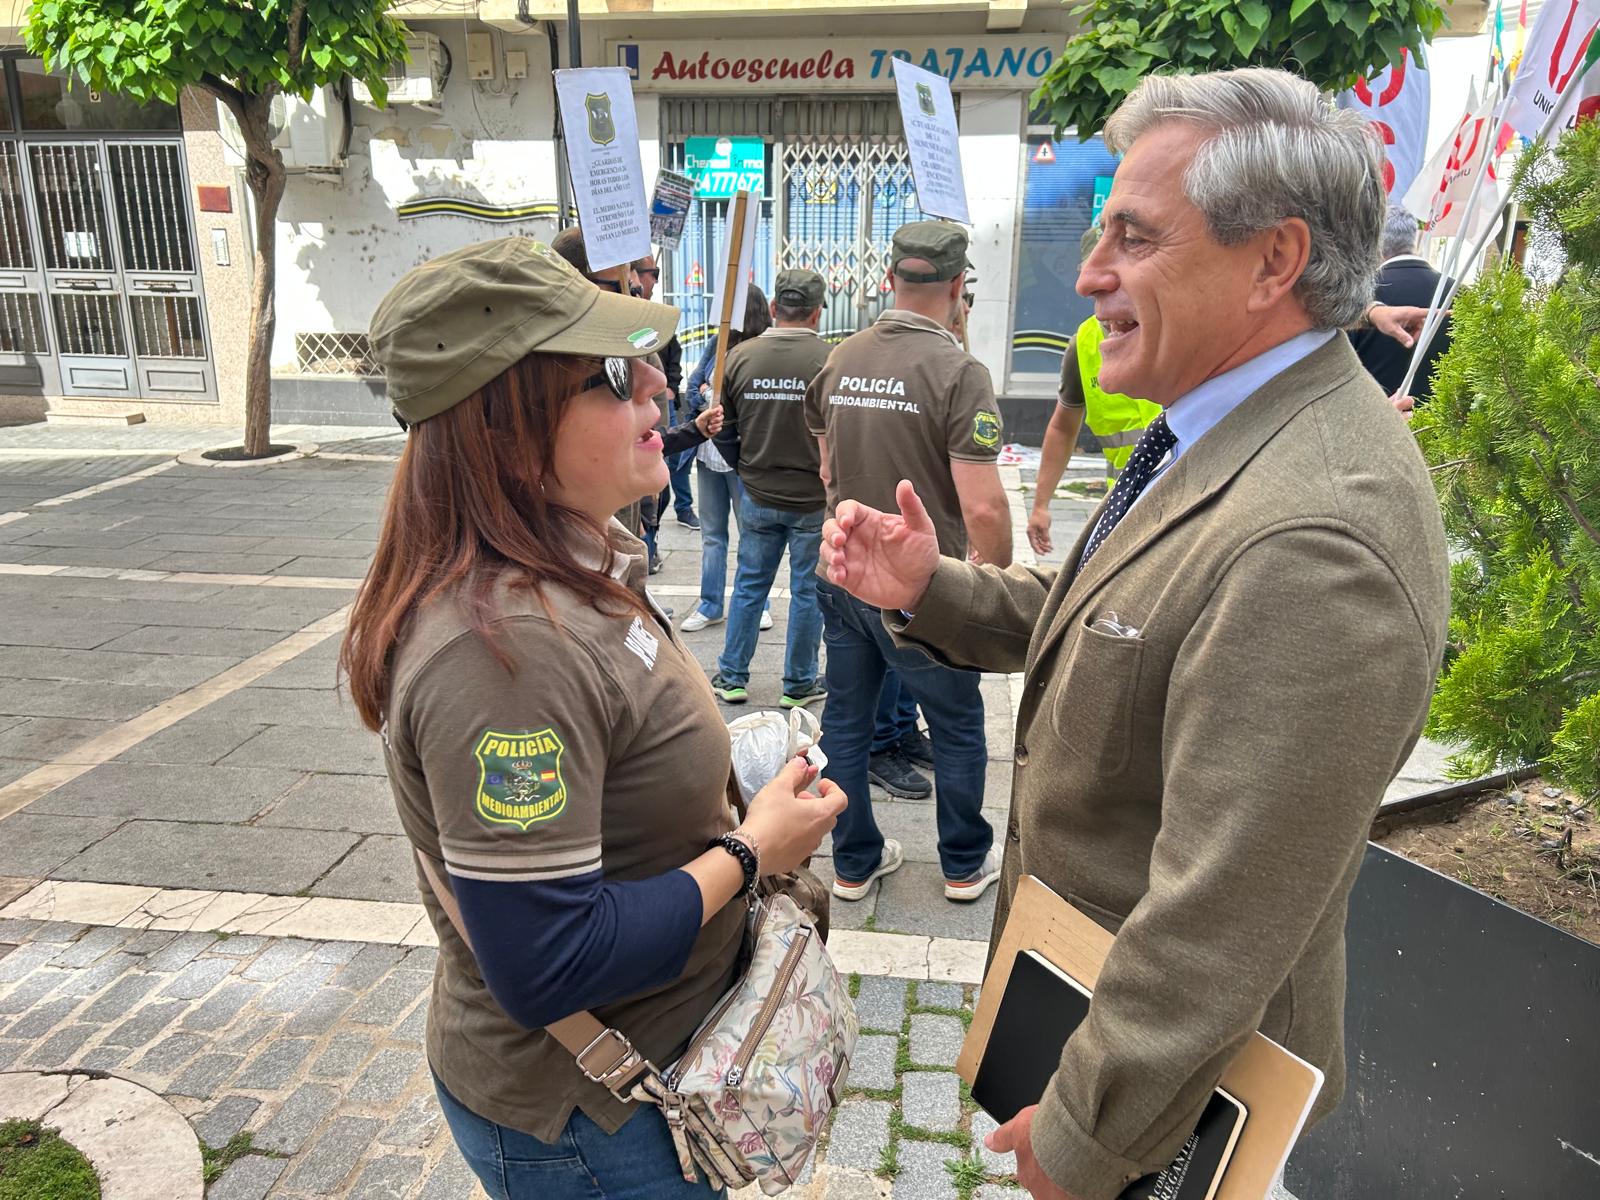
[
  {"xmin": 615, "ymin": 262, "xmax": 631, "ymax": 296},
  {"xmin": 955, "ymin": 294, "xmax": 971, "ymax": 353},
  {"xmin": 707, "ymin": 188, "xmax": 751, "ymax": 406}
]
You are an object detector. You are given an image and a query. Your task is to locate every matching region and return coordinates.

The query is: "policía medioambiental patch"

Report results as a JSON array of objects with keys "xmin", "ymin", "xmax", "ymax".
[
  {"xmin": 973, "ymin": 410, "xmax": 1001, "ymax": 449},
  {"xmin": 473, "ymin": 727, "xmax": 568, "ymax": 830}
]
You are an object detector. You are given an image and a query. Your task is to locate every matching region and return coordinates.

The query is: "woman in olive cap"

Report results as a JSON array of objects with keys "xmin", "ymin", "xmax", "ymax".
[{"xmin": 341, "ymin": 238, "xmax": 844, "ymax": 1198}]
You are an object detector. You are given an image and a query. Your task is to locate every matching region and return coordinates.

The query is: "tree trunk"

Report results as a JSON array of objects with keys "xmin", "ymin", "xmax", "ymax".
[{"xmin": 238, "ymin": 98, "xmax": 286, "ymax": 458}]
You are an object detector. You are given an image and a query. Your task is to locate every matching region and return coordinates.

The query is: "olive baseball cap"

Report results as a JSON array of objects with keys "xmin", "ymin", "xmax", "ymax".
[
  {"xmin": 890, "ymin": 221, "xmax": 969, "ymax": 283},
  {"xmin": 774, "ymin": 268, "xmax": 825, "ymax": 309},
  {"xmin": 369, "ymin": 237, "xmax": 680, "ymax": 425}
]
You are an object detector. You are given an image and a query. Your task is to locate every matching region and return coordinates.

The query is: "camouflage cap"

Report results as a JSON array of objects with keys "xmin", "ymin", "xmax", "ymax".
[
  {"xmin": 890, "ymin": 221, "xmax": 969, "ymax": 283},
  {"xmin": 773, "ymin": 268, "xmax": 825, "ymax": 310},
  {"xmin": 369, "ymin": 237, "xmax": 680, "ymax": 425}
]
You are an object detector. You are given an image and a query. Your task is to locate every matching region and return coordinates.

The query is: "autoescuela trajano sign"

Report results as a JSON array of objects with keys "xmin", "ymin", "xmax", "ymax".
[{"xmin": 615, "ymin": 37, "xmax": 1058, "ymax": 92}]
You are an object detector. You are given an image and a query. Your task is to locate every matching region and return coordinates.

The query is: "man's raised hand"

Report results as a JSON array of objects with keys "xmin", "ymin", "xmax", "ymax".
[{"xmin": 819, "ymin": 479, "xmax": 941, "ymax": 612}]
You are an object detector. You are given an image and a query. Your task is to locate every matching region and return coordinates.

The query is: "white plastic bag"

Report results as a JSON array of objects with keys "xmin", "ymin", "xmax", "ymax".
[{"xmin": 726, "ymin": 707, "xmax": 829, "ymax": 805}]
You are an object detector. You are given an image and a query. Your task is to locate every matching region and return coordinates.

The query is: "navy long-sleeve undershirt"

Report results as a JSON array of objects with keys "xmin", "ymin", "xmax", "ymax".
[{"xmin": 451, "ymin": 866, "xmax": 704, "ymax": 1031}]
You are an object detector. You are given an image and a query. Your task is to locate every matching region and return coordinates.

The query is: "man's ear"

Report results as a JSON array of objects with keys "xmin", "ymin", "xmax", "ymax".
[{"xmin": 1248, "ymin": 217, "xmax": 1311, "ymax": 313}]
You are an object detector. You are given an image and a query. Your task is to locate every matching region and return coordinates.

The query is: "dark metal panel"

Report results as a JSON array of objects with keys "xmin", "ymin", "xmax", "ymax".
[{"xmin": 1285, "ymin": 844, "xmax": 1600, "ymax": 1198}]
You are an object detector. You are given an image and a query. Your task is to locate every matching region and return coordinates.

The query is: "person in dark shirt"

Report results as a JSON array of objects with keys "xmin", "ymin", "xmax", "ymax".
[
  {"xmin": 635, "ymin": 252, "xmax": 697, "ymax": 528},
  {"xmin": 1350, "ymin": 204, "xmax": 1453, "ymax": 404},
  {"xmin": 707, "ymin": 269, "xmax": 833, "ymax": 709}
]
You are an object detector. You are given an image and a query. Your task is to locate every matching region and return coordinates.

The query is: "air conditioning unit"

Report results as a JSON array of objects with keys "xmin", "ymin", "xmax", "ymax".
[
  {"xmin": 216, "ymin": 85, "xmax": 348, "ymax": 174},
  {"xmin": 352, "ymin": 32, "xmax": 452, "ymax": 109}
]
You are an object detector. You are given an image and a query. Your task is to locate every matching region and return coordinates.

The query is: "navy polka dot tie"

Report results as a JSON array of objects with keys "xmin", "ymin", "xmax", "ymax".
[{"xmin": 1078, "ymin": 412, "xmax": 1176, "ymax": 571}]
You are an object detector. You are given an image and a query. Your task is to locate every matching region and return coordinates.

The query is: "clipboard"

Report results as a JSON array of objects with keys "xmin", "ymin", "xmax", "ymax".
[{"xmin": 957, "ymin": 875, "xmax": 1324, "ymax": 1200}]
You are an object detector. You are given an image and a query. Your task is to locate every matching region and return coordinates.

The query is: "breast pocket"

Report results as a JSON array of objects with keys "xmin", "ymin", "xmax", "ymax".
[{"xmin": 1048, "ymin": 616, "xmax": 1145, "ymax": 778}]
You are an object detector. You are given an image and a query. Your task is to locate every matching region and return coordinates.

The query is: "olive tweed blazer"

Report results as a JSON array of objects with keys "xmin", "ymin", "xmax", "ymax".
[{"xmin": 891, "ymin": 334, "xmax": 1450, "ymax": 1200}]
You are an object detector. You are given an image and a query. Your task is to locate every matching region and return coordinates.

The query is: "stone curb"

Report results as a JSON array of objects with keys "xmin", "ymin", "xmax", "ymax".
[
  {"xmin": 175, "ymin": 443, "xmax": 319, "ymax": 468},
  {"xmin": 0, "ymin": 1070, "xmax": 204, "ymax": 1199}
]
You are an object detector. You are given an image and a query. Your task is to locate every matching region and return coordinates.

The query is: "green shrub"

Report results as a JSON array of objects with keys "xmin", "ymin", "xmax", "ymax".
[{"xmin": 1417, "ymin": 120, "xmax": 1600, "ymax": 801}]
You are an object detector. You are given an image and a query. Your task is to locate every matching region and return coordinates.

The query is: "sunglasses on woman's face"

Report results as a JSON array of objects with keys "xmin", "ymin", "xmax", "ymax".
[{"xmin": 579, "ymin": 357, "xmax": 634, "ymax": 401}]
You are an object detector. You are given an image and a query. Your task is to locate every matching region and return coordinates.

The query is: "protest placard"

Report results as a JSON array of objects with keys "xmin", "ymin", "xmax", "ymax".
[
  {"xmin": 709, "ymin": 189, "xmax": 759, "ymax": 401},
  {"xmin": 650, "ymin": 168, "xmax": 697, "ymax": 251},
  {"xmin": 553, "ymin": 67, "xmax": 651, "ymax": 274},
  {"xmin": 891, "ymin": 56, "xmax": 969, "ymax": 223}
]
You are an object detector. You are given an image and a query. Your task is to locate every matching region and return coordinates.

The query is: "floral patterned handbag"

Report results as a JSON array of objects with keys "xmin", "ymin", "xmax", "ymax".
[
  {"xmin": 639, "ymin": 887, "xmax": 857, "ymax": 1193},
  {"xmin": 416, "ymin": 852, "xmax": 857, "ymax": 1195}
]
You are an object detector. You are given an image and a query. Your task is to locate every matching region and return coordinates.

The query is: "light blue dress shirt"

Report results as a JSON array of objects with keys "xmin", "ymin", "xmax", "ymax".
[{"xmin": 1080, "ymin": 327, "xmax": 1337, "ymax": 562}]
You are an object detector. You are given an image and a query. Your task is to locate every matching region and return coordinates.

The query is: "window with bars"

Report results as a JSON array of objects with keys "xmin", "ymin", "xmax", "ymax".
[{"xmin": 296, "ymin": 331, "xmax": 380, "ymax": 376}]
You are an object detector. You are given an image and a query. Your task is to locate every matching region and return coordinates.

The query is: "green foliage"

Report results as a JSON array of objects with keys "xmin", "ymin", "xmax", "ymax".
[
  {"xmin": 876, "ymin": 1140, "xmax": 900, "ymax": 1179},
  {"xmin": 0, "ymin": 1120, "xmax": 101, "ymax": 1200},
  {"xmin": 1417, "ymin": 121, "xmax": 1600, "ymax": 801},
  {"xmin": 22, "ymin": 0, "xmax": 409, "ymax": 108},
  {"xmin": 1033, "ymin": 0, "xmax": 1446, "ymax": 137},
  {"xmin": 945, "ymin": 1147, "xmax": 988, "ymax": 1197},
  {"xmin": 200, "ymin": 1133, "xmax": 279, "ymax": 1186}
]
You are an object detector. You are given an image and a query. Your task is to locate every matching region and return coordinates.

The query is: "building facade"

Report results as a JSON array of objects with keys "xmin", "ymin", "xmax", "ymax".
[{"xmin": 0, "ymin": 0, "xmax": 1494, "ymax": 433}]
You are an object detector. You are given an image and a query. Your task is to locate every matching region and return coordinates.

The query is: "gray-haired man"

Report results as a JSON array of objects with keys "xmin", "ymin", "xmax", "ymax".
[
  {"xmin": 1350, "ymin": 203, "xmax": 1454, "ymax": 404},
  {"xmin": 818, "ymin": 68, "xmax": 1450, "ymax": 1199}
]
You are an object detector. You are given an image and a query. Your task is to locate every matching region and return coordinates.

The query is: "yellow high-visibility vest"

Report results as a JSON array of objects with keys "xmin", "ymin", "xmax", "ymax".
[{"xmin": 1075, "ymin": 316, "xmax": 1162, "ymax": 482}]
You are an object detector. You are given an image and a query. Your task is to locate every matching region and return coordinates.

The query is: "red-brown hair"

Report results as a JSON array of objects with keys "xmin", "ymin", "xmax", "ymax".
[{"xmin": 340, "ymin": 352, "xmax": 647, "ymax": 732}]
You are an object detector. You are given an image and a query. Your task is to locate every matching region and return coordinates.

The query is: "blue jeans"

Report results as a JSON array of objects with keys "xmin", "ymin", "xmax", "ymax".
[
  {"xmin": 667, "ymin": 397, "xmax": 696, "ymax": 519},
  {"xmin": 872, "ymin": 671, "xmax": 920, "ymax": 753},
  {"xmin": 694, "ymin": 465, "xmax": 767, "ymax": 622},
  {"xmin": 717, "ymin": 497, "xmax": 824, "ymax": 693},
  {"xmin": 816, "ymin": 581, "xmax": 991, "ymax": 881},
  {"xmin": 695, "ymin": 464, "xmax": 741, "ymax": 620},
  {"xmin": 433, "ymin": 1072, "xmax": 723, "ymax": 1200}
]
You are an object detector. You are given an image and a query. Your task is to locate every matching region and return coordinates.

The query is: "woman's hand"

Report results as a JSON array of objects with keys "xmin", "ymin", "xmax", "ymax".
[
  {"xmin": 695, "ymin": 405, "xmax": 725, "ymax": 438},
  {"xmin": 740, "ymin": 756, "xmax": 847, "ymax": 876}
]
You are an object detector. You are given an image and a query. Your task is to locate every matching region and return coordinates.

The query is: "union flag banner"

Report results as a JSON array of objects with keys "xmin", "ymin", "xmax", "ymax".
[
  {"xmin": 1338, "ymin": 47, "xmax": 1431, "ymax": 199},
  {"xmin": 1402, "ymin": 83, "xmax": 1504, "ymax": 241},
  {"xmin": 1501, "ymin": 0, "xmax": 1600, "ymax": 138}
]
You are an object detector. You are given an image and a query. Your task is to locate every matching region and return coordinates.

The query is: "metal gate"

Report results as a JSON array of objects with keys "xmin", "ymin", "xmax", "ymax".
[
  {"xmin": 661, "ymin": 98, "xmax": 925, "ymax": 359},
  {"xmin": 776, "ymin": 136, "xmax": 922, "ymax": 343},
  {"xmin": 0, "ymin": 142, "xmax": 51, "ymax": 391},
  {"xmin": 0, "ymin": 136, "xmax": 213, "ymax": 400}
]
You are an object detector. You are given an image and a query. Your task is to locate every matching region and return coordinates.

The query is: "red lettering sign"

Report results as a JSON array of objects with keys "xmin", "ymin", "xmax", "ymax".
[{"xmin": 650, "ymin": 48, "xmax": 856, "ymax": 84}]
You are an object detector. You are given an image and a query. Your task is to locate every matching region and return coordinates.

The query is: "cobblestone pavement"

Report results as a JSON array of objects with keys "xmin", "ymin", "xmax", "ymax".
[{"xmin": 0, "ymin": 423, "xmax": 1381, "ymax": 1196}]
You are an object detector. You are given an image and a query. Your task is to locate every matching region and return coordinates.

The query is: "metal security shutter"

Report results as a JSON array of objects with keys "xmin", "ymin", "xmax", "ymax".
[{"xmin": 661, "ymin": 99, "xmax": 777, "ymax": 139}]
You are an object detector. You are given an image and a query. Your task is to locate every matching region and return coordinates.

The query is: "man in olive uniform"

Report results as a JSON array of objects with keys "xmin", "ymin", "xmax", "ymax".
[
  {"xmin": 708, "ymin": 268, "xmax": 833, "ymax": 709},
  {"xmin": 806, "ymin": 220, "xmax": 1012, "ymax": 904}
]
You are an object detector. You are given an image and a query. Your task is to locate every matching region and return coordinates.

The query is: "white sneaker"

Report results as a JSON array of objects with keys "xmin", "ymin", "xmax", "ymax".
[
  {"xmin": 944, "ymin": 846, "xmax": 1003, "ymax": 902},
  {"xmin": 680, "ymin": 610, "xmax": 722, "ymax": 633},
  {"xmin": 832, "ymin": 839, "xmax": 904, "ymax": 901},
  {"xmin": 759, "ymin": 610, "xmax": 774, "ymax": 631}
]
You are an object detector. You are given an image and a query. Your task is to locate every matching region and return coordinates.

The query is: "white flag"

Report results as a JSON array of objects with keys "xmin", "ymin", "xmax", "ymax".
[
  {"xmin": 1338, "ymin": 46, "xmax": 1431, "ymax": 199},
  {"xmin": 1501, "ymin": 0, "xmax": 1600, "ymax": 138},
  {"xmin": 1402, "ymin": 83, "xmax": 1503, "ymax": 241}
]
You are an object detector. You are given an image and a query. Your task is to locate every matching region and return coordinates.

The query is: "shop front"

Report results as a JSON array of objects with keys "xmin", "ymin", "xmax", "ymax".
[{"xmin": 621, "ymin": 32, "xmax": 1064, "ymax": 392}]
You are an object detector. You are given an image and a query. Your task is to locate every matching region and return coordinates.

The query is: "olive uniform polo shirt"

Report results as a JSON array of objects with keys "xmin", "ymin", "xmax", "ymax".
[
  {"xmin": 721, "ymin": 327, "xmax": 833, "ymax": 513},
  {"xmin": 805, "ymin": 308, "xmax": 1002, "ymax": 559},
  {"xmin": 382, "ymin": 524, "xmax": 743, "ymax": 1142},
  {"xmin": 1057, "ymin": 334, "xmax": 1086, "ymax": 411}
]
